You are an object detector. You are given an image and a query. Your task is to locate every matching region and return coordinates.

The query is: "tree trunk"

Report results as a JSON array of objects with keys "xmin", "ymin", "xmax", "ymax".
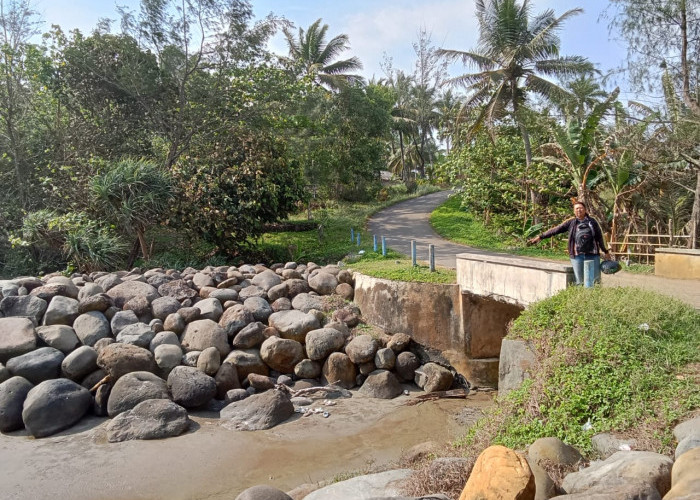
[
  {"xmin": 689, "ymin": 169, "xmax": 700, "ymax": 249},
  {"xmin": 398, "ymin": 130, "xmax": 407, "ymax": 182},
  {"xmin": 136, "ymin": 226, "xmax": 150, "ymax": 262},
  {"xmin": 679, "ymin": 0, "xmax": 700, "ymax": 112}
]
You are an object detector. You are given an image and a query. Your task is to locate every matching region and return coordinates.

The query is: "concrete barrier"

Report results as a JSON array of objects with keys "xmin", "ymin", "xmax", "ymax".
[
  {"xmin": 456, "ymin": 252, "xmax": 574, "ymax": 307},
  {"xmin": 655, "ymin": 247, "xmax": 700, "ymax": 280}
]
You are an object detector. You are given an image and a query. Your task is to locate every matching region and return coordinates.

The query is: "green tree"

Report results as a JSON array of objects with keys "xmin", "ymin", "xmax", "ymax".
[
  {"xmin": 438, "ymin": 0, "xmax": 593, "ymax": 207},
  {"xmin": 282, "ymin": 18, "xmax": 363, "ymax": 90}
]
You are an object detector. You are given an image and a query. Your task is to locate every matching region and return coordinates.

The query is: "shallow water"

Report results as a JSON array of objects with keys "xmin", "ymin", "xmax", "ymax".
[{"xmin": 0, "ymin": 391, "xmax": 493, "ymax": 500}]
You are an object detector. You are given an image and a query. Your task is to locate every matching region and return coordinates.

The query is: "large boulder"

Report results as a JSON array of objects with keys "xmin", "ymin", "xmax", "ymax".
[
  {"xmin": 259, "ymin": 337, "xmax": 304, "ymax": 374},
  {"xmin": 6, "ymin": 347, "xmax": 64, "ymax": 384},
  {"xmin": 322, "ymin": 352, "xmax": 356, "ymax": 389},
  {"xmin": 0, "ymin": 317, "xmax": 36, "ymax": 363},
  {"xmin": 459, "ymin": 445, "xmax": 535, "ymax": 500},
  {"xmin": 294, "ymin": 359, "xmax": 321, "ymax": 379},
  {"xmin": 116, "ymin": 322, "xmax": 155, "ymax": 348},
  {"xmin": 97, "ymin": 343, "xmax": 155, "ymax": 381},
  {"xmin": 285, "ymin": 279, "xmax": 310, "ymax": 298},
  {"xmin": 528, "ymin": 437, "xmax": 583, "ymax": 468},
  {"xmin": 0, "ymin": 376, "xmax": 34, "ymax": 432},
  {"xmin": 180, "ymin": 319, "xmax": 230, "ymax": 358},
  {"xmin": 243, "ymin": 297, "xmax": 272, "ymax": 323},
  {"xmin": 345, "ymin": 335, "xmax": 379, "ymax": 364},
  {"xmin": 106, "ymin": 281, "xmax": 159, "ymax": 308},
  {"xmin": 77, "ymin": 293, "xmax": 112, "ymax": 314},
  {"xmin": 358, "ymin": 370, "xmax": 402, "ymax": 399},
  {"xmin": 154, "ymin": 344, "xmax": 183, "ymax": 375},
  {"xmin": 561, "ymin": 451, "xmax": 673, "ymax": 497},
  {"xmin": 302, "ymin": 470, "xmax": 413, "ymax": 500},
  {"xmin": 308, "ymin": 271, "xmax": 338, "ymax": 295},
  {"xmin": 61, "ymin": 346, "xmax": 98, "ymax": 381},
  {"xmin": 235, "ymin": 486, "xmax": 292, "ymax": 500},
  {"xmin": 414, "ymin": 363, "xmax": 454, "ymax": 393},
  {"xmin": 0, "ymin": 296, "xmax": 47, "ymax": 325},
  {"xmin": 231, "ymin": 322, "xmax": 266, "ymax": 349},
  {"xmin": 151, "ymin": 296, "xmax": 181, "ymax": 321},
  {"xmin": 220, "ymin": 388, "xmax": 294, "ymax": 431},
  {"xmin": 196, "ymin": 346, "xmax": 221, "ymax": 376},
  {"xmin": 72, "ymin": 311, "xmax": 111, "ymax": 347},
  {"xmin": 22, "ymin": 378, "xmax": 92, "ymax": 438},
  {"xmin": 167, "ymin": 366, "xmax": 216, "ymax": 408},
  {"xmin": 395, "ymin": 351, "xmax": 421, "ymax": 382},
  {"xmin": 305, "ymin": 328, "xmax": 346, "ymax": 361},
  {"xmin": 105, "ymin": 399, "xmax": 190, "ymax": 443},
  {"xmin": 374, "ymin": 348, "xmax": 396, "ymax": 370},
  {"xmin": 110, "ymin": 310, "xmax": 139, "ymax": 336},
  {"xmin": 224, "ymin": 349, "xmax": 269, "ymax": 380},
  {"xmin": 158, "ymin": 280, "xmax": 197, "ymax": 301},
  {"xmin": 195, "ymin": 298, "xmax": 223, "ymax": 322},
  {"xmin": 267, "ymin": 310, "xmax": 320, "ymax": 343},
  {"xmin": 42, "ymin": 296, "xmax": 79, "ymax": 326},
  {"xmin": 290, "ymin": 293, "xmax": 324, "ymax": 314},
  {"xmin": 250, "ymin": 270, "xmax": 282, "ymax": 291},
  {"xmin": 107, "ymin": 371, "xmax": 169, "ymax": 417},
  {"xmin": 218, "ymin": 304, "xmax": 254, "ymax": 337},
  {"xmin": 35, "ymin": 325, "xmax": 80, "ymax": 354}
]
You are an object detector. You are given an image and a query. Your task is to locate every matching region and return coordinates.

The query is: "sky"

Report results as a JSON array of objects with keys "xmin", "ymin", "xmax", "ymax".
[{"xmin": 32, "ymin": 0, "xmax": 648, "ymax": 103}]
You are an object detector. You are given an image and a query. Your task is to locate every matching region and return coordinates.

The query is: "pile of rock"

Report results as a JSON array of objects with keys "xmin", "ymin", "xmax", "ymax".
[{"xmin": 0, "ymin": 262, "xmax": 457, "ymax": 440}]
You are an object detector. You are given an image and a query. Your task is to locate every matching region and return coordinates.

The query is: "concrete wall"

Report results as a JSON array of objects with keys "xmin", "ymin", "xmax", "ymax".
[
  {"xmin": 655, "ymin": 248, "xmax": 700, "ymax": 280},
  {"xmin": 456, "ymin": 252, "xmax": 574, "ymax": 307}
]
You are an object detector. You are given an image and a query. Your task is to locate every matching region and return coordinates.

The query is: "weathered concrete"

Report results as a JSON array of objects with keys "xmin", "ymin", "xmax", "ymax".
[
  {"xmin": 456, "ymin": 252, "xmax": 574, "ymax": 307},
  {"xmin": 655, "ymin": 247, "xmax": 700, "ymax": 280},
  {"xmin": 353, "ymin": 273, "xmax": 521, "ymax": 387}
]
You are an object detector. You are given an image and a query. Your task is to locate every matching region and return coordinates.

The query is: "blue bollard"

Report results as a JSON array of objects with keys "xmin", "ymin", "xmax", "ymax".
[
  {"xmin": 356, "ymin": 233, "xmax": 361, "ymax": 246},
  {"xmin": 429, "ymin": 244, "xmax": 435, "ymax": 272},
  {"xmin": 584, "ymin": 260, "xmax": 594, "ymax": 288},
  {"xmin": 373, "ymin": 235, "xmax": 377, "ymax": 252},
  {"xmin": 350, "ymin": 228, "xmax": 354, "ymax": 242},
  {"xmin": 381, "ymin": 236, "xmax": 386, "ymax": 256},
  {"xmin": 411, "ymin": 240, "xmax": 417, "ymax": 266}
]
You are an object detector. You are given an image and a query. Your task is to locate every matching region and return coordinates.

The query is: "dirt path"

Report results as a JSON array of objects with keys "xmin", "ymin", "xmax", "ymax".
[{"xmin": 368, "ymin": 191, "xmax": 700, "ymax": 309}]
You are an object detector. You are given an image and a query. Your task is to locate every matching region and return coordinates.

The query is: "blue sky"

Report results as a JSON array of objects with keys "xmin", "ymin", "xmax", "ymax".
[{"xmin": 34, "ymin": 0, "xmax": 645, "ymax": 102}]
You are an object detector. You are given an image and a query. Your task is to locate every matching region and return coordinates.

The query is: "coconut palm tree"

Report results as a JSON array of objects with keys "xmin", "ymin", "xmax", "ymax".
[
  {"xmin": 282, "ymin": 18, "xmax": 363, "ymax": 90},
  {"xmin": 438, "ymin": 0, "xmax": 594, "ymax": 189}
]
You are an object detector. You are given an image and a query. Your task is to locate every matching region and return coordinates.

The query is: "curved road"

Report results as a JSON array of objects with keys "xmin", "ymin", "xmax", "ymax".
[{"xmin": 367, "ymin": 191, "xmax": 700, "ymax": 309}]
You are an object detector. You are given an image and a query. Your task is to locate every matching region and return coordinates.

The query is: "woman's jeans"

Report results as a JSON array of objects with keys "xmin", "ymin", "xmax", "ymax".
[{"xmin": 570, "ymin": 254, "xmax": 601, "ymax": 285}]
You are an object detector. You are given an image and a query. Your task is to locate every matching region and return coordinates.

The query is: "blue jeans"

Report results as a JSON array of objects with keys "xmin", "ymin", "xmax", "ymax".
[{"xmin": 570, "ymin": 254, "xmax": 601, "ymax": 285}]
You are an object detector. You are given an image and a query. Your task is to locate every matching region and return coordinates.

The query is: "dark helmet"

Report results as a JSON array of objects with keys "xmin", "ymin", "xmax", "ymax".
[{"xmin": 601, "ymin": 260, "xmax": 621, "ymax": 274}]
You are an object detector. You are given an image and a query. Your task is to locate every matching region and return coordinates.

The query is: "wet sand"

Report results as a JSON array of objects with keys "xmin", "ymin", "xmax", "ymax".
[{"xmin": 0, "ymin": 390, "xmax": 493, "ymax": 500}]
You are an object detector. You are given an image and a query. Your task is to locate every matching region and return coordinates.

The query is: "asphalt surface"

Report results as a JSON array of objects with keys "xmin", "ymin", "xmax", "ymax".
[{"xmin": 367, "ymin": 191, "xmax": 700, "ymax": 309}]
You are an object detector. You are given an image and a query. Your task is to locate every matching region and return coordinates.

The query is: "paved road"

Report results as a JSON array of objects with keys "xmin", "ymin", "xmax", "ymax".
[{"xmin": 368, "ymin": 191, "xmax": 700, "ymax": 309}]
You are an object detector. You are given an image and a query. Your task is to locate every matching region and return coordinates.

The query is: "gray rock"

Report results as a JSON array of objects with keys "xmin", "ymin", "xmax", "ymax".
[
  {"xmin": 22, "ymin": 378, "xmax": 92, "ymax": 438},
  {"xmin": 395, "ymin": 351, "xmax": 421, "ymax": 382},
  {"xmin": 163, "ymin": 313, "xmax": 185, "ymax": 334},
  {"xmin": 335, "ymin": 282, "xmax": 354, "ymax": 300},
  {"xmin": 528, "ymin": 436, "xmax": 583, "ymax": 468},
  {"xmin": 77, "ymin": 293, "xmax": 112, "ymax": 314},
  {"xmin": 266, "ymin": 283, "xmax": 287, "ymax": 302},
  {"xmin": 167, "ymin": 366, "xmax": 216, "ymax": 408},
  {"xmin": 151, "ymin": 296, "xmax": 181, "ymax": 321},
  {"xmin": 674, "ymin": 417, "xmax": 700, "ymax": 442},
  {"xmin": 554, "ymin": 482, "xmax": 663, "ymax": 499},
  {"xmin": 303, "ymin": 469, "xmax": 412, "ymax": 500},
  {"xmin": 270, "ymin": 297, "xmax": 292, "ymax": 312},
  {"xmin": 322, "ymin": 352, "xmax": 356, "ymax": 389},
  {"xmin": 238, "ymin": 285, "xmax": 266, "ymax": 300},
  {"xmin": 182, "ymin": 351, "xmax": 200, "ymax": 367},
  {"xmin": 291, "ymin": 293, "xmax": 324, "ymax": 313},
  {"xmin": 215, "ymin": 362, "xmax": 241, "ymax": 399},
  {"xmin": 243, "ymin": 296, "xmax": 272, "ymax": 322},
  {"xmin": 231, "ymin": 321, "xmax": 266, "ymax": 349},
  {"xmin": 247, "ymin": 373, "xmax": 275, "ymax": 391},
  {"xmin": 498, "ymin": 338, "xmax": 536, "ymax": 396},
  {"xmin": 294, "ymin": 359, "xmax": 321, "ymax": 379},
  {"xmin": 192, "ymin": 272, "xmax": 215, "ymax": 289},
  {"xmin": 116, "ymin": 322, "xmax": 155, "ymax": 348},
  {"xmin": 73, "ymin": 311, "xmax": 111, "ymax": 347},
  {"xmin": 35, "ymin": 325, "xmax": 80, "ymax": 354},
  {"xmin": 305, "ymin": 327, "xmax": 346, "ymax": 361},
  {"xmin": 77, "ymin": 283, "xmax": 105, "ymax": 301},
  {"xmin": 359, "ymin": 370, "xmax": 402, "ymax": 399},
  {"xmin": 676, "ymin": 434, "xmax": 700, "ymax": 459},
  {"xmin": 0, "ymin": 376, "xmax": 34, "ymax": 432},
  {"xmin": 177, "ymin": 306, "xmax": 201, "ymax": 323},
  {"xmin": 0, "ymin": 295, "xmax": 47, "ymax": 325},
  {"xmin": 30, "ymin": 283, "xmax": 77, "ymax": 301},
  {"xmin": 6, "ymin": 347, "xmax": 64, "ymax": 384},
  {"xmin": 414, "ymin": 363, "xmax": 454, "ymax": 393},
  {"xmin": 150, "ymin": 331, "xmax": 181, "ymax": 352},
  {"xmin": 208, "ymin": 288, "xmax": 239, "ymax": 302},
  {"xmin": 387, "ymin": 332, "xmax": 412, "ymax": 353},
  {"xmin": 61, "ymin": 346, "xmax": 98, "ymax": 381},
  {"xmin": 180, "ymin": 319, "xmax": 230, "ymax": 358},
  {"xmin": 331, "ymin": 304, "xmax": 361, "ymax": 327},
  {"xmin": 592, "ymin": 433, "xmax": 638, "ymax": 460},
  {"xmin": 260, "ymin": 336, "xmax": 304, "ymax": 374},
  {"xmin": 107, "ymin": 371, "xmax": 169, "ymax": 417},
  {"xmin": 224, "ymin": 349, "xmax": 269, "ymax": 380},
  {"xmin": 110, "ymin": 310, "xmax": 139, "ymax": 336},
  {"xmin": 561, "ymin": 451, "xmax": 673, "ymax": 497},
  {"xmin": 42, "ymin": 296, "xmax": 79, "ymax": 326},
  {"xmin": 196, "ymin": 298, "xmax": 223, "ymax": 322},
  {"xmin": 218, "ymin": 304, "xmax": 254, "ymax": 337},
  {"xmin": 106, "ymin": 281, "xmax": 159, "ymax": 308},
  {"xmin": 250, "ymin": 270, "xmax": 282, "ymax": 292},
  {"xmin": 94, "ymin": 274, "xmax": 122, "ymax": 292},
  {"xmin": 106, "ymin": 399, "xmax": 190, "ymax": 443},
  {"xmin": 97, "ymin": 343, "xmax": 155, "ymax": 380},
  {"xmin": 224, "ymin": 388, "xmax": 248, "ymax": 404},
  {"xmin": 123, "ymin": 295, "xmax": 152, "ymax": 321},
  {"xmin": 375, "ymin": 348, "xmax": 396, "ymax": 370},
  {"xmin": 308, "ymin": 271, "xmax": 338, "ymax": 296},
  {"xmin": 0, "ymin": 317, "xmax": 37, "ymax": 363},
  {"xmin": 197, "ymin": 346, "xmax": 221, "ymax": 376},
  {"xmin": 345, "ymin": 335, "xmax": 379, "ymax": 364},
  {"xmin": 220, "ymin": 388, "xmax": 294, "ymax": 431},
  {"xmin": 149, "ymin": 318, "xmax": 163, "ymax": 333},
  {"xmin": 0, "ymin": 363, "xmax": 9, "ymax": 383},
  {"xmin": 268, "ymin": 310, "xmax": 320, "ymax": 343},
  {"xmin": 234, "ymin": 485, "xmax": 292, "ymax": 500},
  {"xmin": 154, "ymin": 344, "xmax": 183, "ymax": 374},
  {"xmin": 146, "ymin": 273, "xmax": 172, "ymax": 289}
]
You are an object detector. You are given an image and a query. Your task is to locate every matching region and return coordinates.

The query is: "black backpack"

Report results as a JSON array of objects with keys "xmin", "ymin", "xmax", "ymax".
[{"xmin": 575, "ymin": 220, "xmax": 595, "ymax": 254}]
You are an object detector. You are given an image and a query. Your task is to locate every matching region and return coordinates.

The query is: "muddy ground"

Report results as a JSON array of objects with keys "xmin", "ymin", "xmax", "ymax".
[{"xmin": 0, "ymin": 388, "xmax": 494, "ymax": 500}]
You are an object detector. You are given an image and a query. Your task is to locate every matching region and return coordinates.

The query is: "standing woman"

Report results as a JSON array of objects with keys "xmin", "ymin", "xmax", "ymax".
[{"xmin": 528, "ymin": 201, "xmax": 612, "ymax": 285}]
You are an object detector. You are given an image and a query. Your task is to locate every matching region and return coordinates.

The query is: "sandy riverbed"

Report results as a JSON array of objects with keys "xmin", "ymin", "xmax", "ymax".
[{"xmin": 0, "ymin": 389, "xmax": 494, "ymax": 500}]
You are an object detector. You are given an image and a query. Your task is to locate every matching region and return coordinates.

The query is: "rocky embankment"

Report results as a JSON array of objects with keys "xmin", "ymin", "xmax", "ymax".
[{"xmin": 0, "ymin": 262, "xmax": 459, "ymax": 443}]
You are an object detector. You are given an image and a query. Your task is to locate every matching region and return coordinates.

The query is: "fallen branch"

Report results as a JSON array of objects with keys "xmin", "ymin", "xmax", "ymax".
[
  {"xmin": 404, "ymin": 388, "xmax": 470, "ymax": 406},
  {"xmin": 275, "ymin": 383, "xmax": 352, "ymax": 399},
  {"xmin": 89, "ymin": 374, "xmax": 111, "ymax": 392}
]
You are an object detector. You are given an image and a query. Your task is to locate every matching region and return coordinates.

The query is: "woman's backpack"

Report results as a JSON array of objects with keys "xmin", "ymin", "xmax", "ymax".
[{"xmin": 575, "ymin": 220, "xmax": 595, "ymax": 254}]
